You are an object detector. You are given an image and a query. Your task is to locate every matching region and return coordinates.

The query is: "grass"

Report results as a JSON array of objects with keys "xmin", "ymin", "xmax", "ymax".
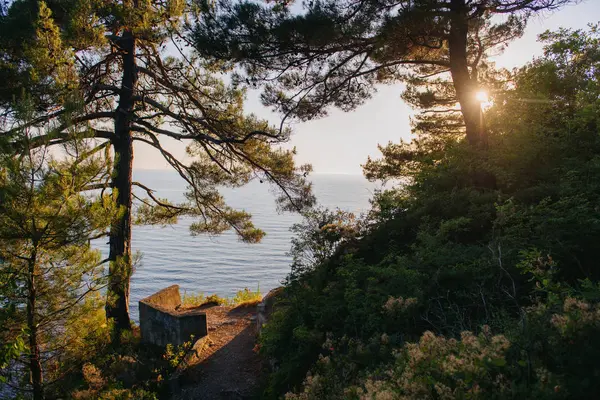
[
  {"xmin": 231, "ymin": 287, "xmax": 263, "ymax": 308},
  {"xmin": 181, "ymin": 286, "xmax": 262, "ymax": 308},
  {"xmin": 181, "ymin": 291, "xmax": 207, "ymax": 307}
]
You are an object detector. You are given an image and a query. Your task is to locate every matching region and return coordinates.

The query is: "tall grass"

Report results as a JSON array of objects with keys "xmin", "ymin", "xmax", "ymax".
[{"xmin": 181, "ymin": 285, "xmax": 262, "ymax": 308}]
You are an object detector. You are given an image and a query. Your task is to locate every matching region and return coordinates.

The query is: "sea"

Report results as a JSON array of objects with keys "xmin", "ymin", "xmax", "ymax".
[{"xmin": 108, "ymin": 171, "xmax": 382, "ymax": 322}]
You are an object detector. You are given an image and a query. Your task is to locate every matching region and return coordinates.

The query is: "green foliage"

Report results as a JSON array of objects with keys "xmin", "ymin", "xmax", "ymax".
[
  {"xmin": 67, "ymin": 331, "xmax": 167, "ymax": 399},
  {"xmin": 0, "ymin": 108, "xmax": 118, "ymax": 396},
  {"xmin": 1, "ymin": 0, "xmax": 314, "ymax": 234},
  {"xmin": 164, "ymin": 338, "xmax": 196, "ymax": 369},
  {"xmin": 181, "ymin": 286, "xmax": 262, "ymax": 307},
  {"xmin": 258, "ymin": 25, "xmax": 600, "ymax": 399},
  {"xmin": 287, "ymin": 207, "xmax": 362, "ymax": 281},
  {"xmin": 232, "ymin": 286, "xmax": 262, "ymax": 306},
  {"xmin": 203, "ymin": 293, "xmax": 228, "ymax": 306},
  {"xmin": 0, "ymin": 331, "xmax": 25, "ymax": 384},
  {"xmin": 2, "ymin": 0, "xmax": 315, "ymax": 330},
  {"xmin": 343, "ymin": 277, "xmax": 600, "ymax": 400},
  {"xmin": 181, "ymin": 291, "xmax": 207, "ymax": 307},
  {"xmin": 193, "ymin": 0, "xmax": 576, "ymax": 146},
  {"xmin": 276, "ymin": 276, "xmax": 600, "ymax": 399}
]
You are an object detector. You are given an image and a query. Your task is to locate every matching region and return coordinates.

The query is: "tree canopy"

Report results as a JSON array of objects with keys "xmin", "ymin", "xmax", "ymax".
[
  {"xmin": 256, "ymin": 24, "xmax": 600, "ymax": 399},
  {"xmin": 0, "ymin": 0, "xmax": 314, "ymax": 331},
  {"xmin": 192, "ymin": 0, "xmax": 578, "ymax": 146},
  {"xmin": 0, "ymin": 105, "xmax": 117, "ymax": 398},
  {"xmin": 1, "ymin": 1, "xmax": 600, "ymax": 398}
]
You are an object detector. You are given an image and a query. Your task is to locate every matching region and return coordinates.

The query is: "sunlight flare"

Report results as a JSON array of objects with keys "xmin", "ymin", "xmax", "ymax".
[{"xmin": 476, "ymin": 90, "xmax": 489, "ymax": 103}]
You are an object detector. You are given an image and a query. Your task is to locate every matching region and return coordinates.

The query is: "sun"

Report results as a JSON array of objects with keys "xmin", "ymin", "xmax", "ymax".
[{"xmin": 475, "ymin": 90, "xmax": 489, "ymax": 103}]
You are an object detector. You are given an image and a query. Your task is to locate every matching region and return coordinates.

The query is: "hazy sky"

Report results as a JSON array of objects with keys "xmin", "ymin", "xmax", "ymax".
[{"xmin": 134, "ymin": 1, "xmax": 600, "ymax": 175}]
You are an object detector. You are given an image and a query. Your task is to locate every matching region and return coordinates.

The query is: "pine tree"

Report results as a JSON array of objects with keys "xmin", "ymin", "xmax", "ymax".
[
  {"xmin": 1, "ymin": 0, "xmax": 314, "ymax": 332},
  {"xmin": 192, "ymin": 0, "xmax": 577, "ymax": 147},
  {"xmin": 0, "ymin": 103, "xmax": 117, "ymax": 399}
]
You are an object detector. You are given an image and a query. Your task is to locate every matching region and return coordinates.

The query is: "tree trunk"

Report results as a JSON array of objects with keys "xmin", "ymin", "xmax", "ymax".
[
  {"xmin": 448, "ymin": 0, "xmax": 486, "ymax": 147},
  {"xmin": 27, "ymin": 257, "xmax": 44, "ymax": 400},
  {"xmin": 106, "ymin": 29, "xmax": 136, "ymax": 333}
]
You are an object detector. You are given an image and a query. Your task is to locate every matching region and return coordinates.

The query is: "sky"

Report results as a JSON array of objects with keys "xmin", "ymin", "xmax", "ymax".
[{"xmin": 133, "ymin": 0, "xmax": 600, "ymax": 175}]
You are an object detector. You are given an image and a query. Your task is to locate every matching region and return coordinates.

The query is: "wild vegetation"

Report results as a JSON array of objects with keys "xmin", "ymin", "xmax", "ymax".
[
  {"xmin": 1, "ymin": 0, "xmax": 599, "ymax": 399},
  {"xmin": 0, "ymin": 0, "xmax": 313, "ymax": 334},
  {"xmin": 181, "ymin": 287, "xmax": 263, "ymax": 307},
  {"xmin": 254, "ymin": 25, "xmax": 600, "ymax": 399}
]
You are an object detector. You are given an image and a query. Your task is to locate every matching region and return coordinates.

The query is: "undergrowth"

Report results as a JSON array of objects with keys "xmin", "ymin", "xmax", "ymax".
[
  {"xmin": 181, "ymin": 286, "xmax": 262, "ymax": 308},
  {"xmin": 257, "ymin": 26, "xmax": 600, "ymax": 400}
]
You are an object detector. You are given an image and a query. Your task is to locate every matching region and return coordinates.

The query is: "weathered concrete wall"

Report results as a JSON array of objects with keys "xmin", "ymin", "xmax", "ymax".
[
  {"xmin": 139, "ymin": 285, "xmax": 207, "ymax": 347},
  {"xmin": 178, "ymin": 309, "xmax": 208, "ymax": 344},
  {"xmin": 256, "ymin": 287, "xmax": 284, "ymax": 335},
  {"xmin": 142, "ymin": 285, "xmax": 181, "ymax": 308}
]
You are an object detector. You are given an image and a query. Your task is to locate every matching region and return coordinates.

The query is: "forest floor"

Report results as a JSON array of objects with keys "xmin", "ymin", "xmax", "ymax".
[{"xmin": 172, "ymin": 303, "xmax": 262, "ymax": 400}]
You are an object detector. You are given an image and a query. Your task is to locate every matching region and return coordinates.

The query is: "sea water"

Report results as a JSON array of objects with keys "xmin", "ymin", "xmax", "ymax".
[{"xmin": 110, "ymin": 171, "xmax": 380, "ymax": 322}]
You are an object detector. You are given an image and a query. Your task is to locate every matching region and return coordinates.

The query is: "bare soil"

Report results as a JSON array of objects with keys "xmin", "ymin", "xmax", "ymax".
[{"xmin": 172, "ymin": 303, "xmax": 262, "ymax": 400}]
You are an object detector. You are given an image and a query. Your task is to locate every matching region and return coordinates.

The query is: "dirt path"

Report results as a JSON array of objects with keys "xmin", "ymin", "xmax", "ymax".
[{"xmin": 172, "ymin": 304, "xmax": 262, "ymax": 400}]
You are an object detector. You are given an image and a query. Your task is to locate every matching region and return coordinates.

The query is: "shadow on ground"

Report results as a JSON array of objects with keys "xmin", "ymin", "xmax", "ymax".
[{"xmin": 172, "ymin": 305, "xmax": 262, "ymax": 400}]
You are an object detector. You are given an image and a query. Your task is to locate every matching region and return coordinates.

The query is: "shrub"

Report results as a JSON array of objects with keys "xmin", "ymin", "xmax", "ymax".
[
  {"xmin": 181, "ymin": 291, "xmax": 206, "ymax": 307},
  {"xmin": 202, "ymin": 293, "xmax": 228, "ymax": 306},
  {"xmin": 182, "ymin": 287, "xmax": 262, "ymax": 308},
  {"xmin": 232, "ymin": 287, "xmax": 262, "ymax": 307},
  {"xmin": 258, "ymin": 26, "xmax": 600, "ymax": 399}
]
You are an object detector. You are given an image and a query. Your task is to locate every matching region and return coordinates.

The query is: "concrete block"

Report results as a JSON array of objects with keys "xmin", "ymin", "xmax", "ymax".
[{"xmin": 139, "ymin": 285, "xmax": 208, "ymax": 347}]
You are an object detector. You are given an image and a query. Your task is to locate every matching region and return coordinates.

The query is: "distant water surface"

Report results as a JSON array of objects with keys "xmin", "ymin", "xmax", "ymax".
[{"xmin": 100, "ymin": 171, "xmax": 380, "ymax": 322}]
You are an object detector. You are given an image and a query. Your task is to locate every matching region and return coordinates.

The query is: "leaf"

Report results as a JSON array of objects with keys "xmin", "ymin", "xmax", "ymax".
[{"xmin": 490, "ymin": 358, "xmax": 507, "ymax": 367}]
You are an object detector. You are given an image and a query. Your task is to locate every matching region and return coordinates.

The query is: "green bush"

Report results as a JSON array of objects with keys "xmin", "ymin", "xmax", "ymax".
[
  {"xmin": 279, "ymin": 281, "xmax": 600, "ymax": 400},
  {"xmin": 232, "ymin": 286, "xmax": 263, "ymax": 306},
  {"xmin": 182, "ymin": 287, "xmax": 262, "ymax": 308},
  {"xmin": 259, "ymin": 26, "xmax": 600, "ymax": 399}
]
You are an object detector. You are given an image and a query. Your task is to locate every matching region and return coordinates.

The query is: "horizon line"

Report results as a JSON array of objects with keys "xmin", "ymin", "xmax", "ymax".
[{"xmin": 133, "ymin": 168, "xmax": 365, "ymax": 176}]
